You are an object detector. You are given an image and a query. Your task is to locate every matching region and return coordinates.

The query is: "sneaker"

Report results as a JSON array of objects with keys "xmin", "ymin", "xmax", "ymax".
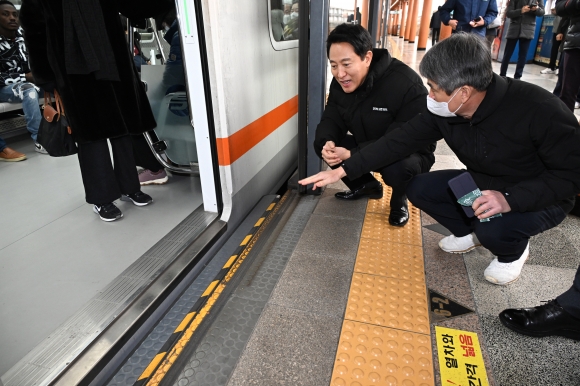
[
  {"xmin": 93, "ymin": 203, "xmax": 123, "ymax": 222},
  {"xmin": 139, "ymin": 169, "xmax": 168, "ymax": 185},
  {"xmin": 575, "ymin": 102, "xmax": 580, "ymax": 109},
  {"xmin": 0, "ymin": 147, "xmax": 26, "ymax": 161},
  {"xmin": 438, "ymin": 233, "xmax": 481, "ymax": 253},
  {"xmin": 121, "ymin": 191, "xmax": 153, "ymax": 206},
  {"xmin": 34, "ymin": 142, "xmax": 48, "ymax": 154},
  {"xmin": 484, "ymin": 242, "xmax": 530, "ymax": 285},
  {"xmin": 555, "ymin": 69, "xmax": 559, "ymax": 75},
  {"xmin": 540, "ymin": 68, "xmax": 556, "ymax": 74}
]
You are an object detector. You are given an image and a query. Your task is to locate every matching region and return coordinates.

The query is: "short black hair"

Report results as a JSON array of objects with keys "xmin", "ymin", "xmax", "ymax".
[
  {"xmin": 326, "ymin": 23, "xmax": 372, "ymax": 60},
  {"xmin": 0, "ymin": 1, "xmax": 15, "ymax": 8}
]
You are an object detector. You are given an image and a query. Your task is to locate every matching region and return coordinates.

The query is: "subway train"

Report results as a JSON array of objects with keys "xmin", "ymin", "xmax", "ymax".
[{"xmin": 1, "ymin": 0, "xmax": 309, "ymax": 384}]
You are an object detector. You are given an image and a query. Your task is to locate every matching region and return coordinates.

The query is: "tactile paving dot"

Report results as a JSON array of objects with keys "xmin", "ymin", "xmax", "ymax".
[
  {"xmin": 354, "ymin": 239, "xmax": 425, "ymax": 284},
  {"xmin": 330, "ymin": 320, "xmax": 434, "ymax": 386},
  {"xmin": 361, "ymin": 212, "xmax": 423, "ymax": 246},
  {"xmin": 345, "ymin": 273, "xmax": 429, "ymax": 334}
]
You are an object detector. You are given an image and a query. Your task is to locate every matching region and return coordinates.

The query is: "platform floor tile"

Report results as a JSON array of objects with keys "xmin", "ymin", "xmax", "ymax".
[
  {"xmin": 331, "ymin": 320, "xmax": 434, "ymax": 386},
  {"xmin": 361, "ymin": 212, "xmax": 423, "ymax": 247}
]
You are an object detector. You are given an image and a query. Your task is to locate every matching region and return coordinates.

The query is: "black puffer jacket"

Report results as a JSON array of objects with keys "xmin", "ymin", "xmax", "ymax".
[
  {"xmin": 556, "ymin": 0, "xmax": 580, "ymax": 50},
  {"xmin": 314, "ymin": 49, "xmax": 435, "ymax": 162},
  {"xmin": 342, "ymin": 74, "xmax": 580, "ymax": 213}
]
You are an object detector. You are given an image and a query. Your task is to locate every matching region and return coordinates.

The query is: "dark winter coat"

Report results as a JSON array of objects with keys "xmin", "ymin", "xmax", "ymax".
[
  {"xmin": 0, "ymin": 28, "xmax": 30, "ymax": 86},
  {"xmin": 556, "ymin": 0, "xmax": 580, "ymax": 50},
  {"xmin": 19, "ymin": 0, "xmax": 173, "ymax": 144},
  {"xmin": 430, "ymin": 10, "xmax": 441, "ymax": 29},
  {"xmin": 440, "ymin": 0, "xmax": 498, "ymax": 37},
  {"xmin": 314, "ymin": 49, "xmax": 435, "ymax": 164},
  {"xmin": 341, "ymin": 74, "xmax": 580, "ymax": 213},
  {"xmin": 505, "ymin": 0, "xmax": 545, "ymax": 40}
]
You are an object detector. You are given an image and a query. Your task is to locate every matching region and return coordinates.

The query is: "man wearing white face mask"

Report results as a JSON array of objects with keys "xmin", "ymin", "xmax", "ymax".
[{"xmin": 300, "ymin": 33, "xmax": 580, "ymax": 286}]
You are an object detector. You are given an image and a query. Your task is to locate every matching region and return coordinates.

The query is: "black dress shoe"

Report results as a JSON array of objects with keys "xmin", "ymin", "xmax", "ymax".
[
  {"xmin": 499, "ymin": 299, "xmax": 580, "ymax": 341},
  {"xmin": 389, "ymin": 201, "xmax": 409, "ymax": 227},
  {"xmin": 335, "ymin": 183, "xmax": 383, "ymax": 200}
]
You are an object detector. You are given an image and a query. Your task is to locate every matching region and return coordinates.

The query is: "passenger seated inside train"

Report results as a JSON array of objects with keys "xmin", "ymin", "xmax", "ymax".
[
  {"xmin": 313, "ymin": 23, "xmax": 435, "ymax": 227},
  {"xmin": 0, "ymin": 0, "xmax": 45, "ymax": 162},
  {"xmin": 301, "ymin": 33, "xmax": 580, "ymax": 288}
]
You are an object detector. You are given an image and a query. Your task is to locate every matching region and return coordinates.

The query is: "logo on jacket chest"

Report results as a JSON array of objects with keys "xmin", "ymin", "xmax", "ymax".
[{"xmin": 372, "ymin": 107, "xmax": 388, "ymax": 112}]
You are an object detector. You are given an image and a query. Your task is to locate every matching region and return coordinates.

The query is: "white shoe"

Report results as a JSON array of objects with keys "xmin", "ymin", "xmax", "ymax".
[
  {"xmin": 575, "ymin": 102, "xmax": 580, "ymax": 109},
  {"xmin": 555, "ymin": 69, "xmax": 559, "ymax": 75},
  {"xmin": 438, "ymin": 233, "xmax": 481, "ymax": 254},
  {"xmin": 484, "ymin": 242, "xmax": 530, "ymax": 285},
  {"xmin": 540, "ymin": 68, "xmax": 556, "ymax": 74},
  {"xmin": 34, "ymin": 142, "xmax": 48, "ymax": 154}
]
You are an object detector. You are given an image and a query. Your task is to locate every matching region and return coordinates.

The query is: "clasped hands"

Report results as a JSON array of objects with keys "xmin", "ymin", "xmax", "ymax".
[{"xmin": 321, "ymin": 140, "xmax": 350, "ymax": 166}]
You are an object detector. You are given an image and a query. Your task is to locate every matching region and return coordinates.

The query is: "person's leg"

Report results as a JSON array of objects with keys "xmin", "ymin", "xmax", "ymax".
[
  {"xmin": 379, "ymin": 153, "xmax": 430, "ymax": 209},
  {"xmin": 131, "ymin": 134, "xmax": 163, "ymax": 172},
  {"xmin": 500, "ymin": 38, "xmax": 518, "ymax": 77},
  {"xmin": 0, "ymin": 136, "xmax": 6, "ymax": 152},
  {"xmin": 514, "ymin": 38, "xmax": 532, "ymax": 80},
  {"xmin": 406, "ymin": 169, "xmax": 474, "ymax": 236},
  {"xmin": 557, "ymin": 265, "xmax": 580, "ymax": 319},
  {"xmin": 560, "ymin": 49, "xmax": 580, "ymax": 111},
  {"xmin": 109, "ymin": 135, "xmax": 141, "ymax": 196},
  {"xmin": 473, "ymin": 203, "xmax": 567, "ymax": 263},
  {"xmin": 434, "ymin": 28, "xmax": 440, "ymax": 43},
  {"xmin": 553, "ymin": 50, "xmax": 566, "ymax": 96},
  {"xmin": 548, "ymin": 33, "xmax": 561, "ymax": 70},
  {"xmin": 18, "ymin": 83, "xmax": 42, "ymax": 142},
  {"xmin": 77, "ymin": 139, "xmax": 122, "ymax": 205}
]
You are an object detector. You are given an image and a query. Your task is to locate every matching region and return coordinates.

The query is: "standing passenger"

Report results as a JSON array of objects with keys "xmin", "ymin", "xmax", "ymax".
[
  {"xmin": 430, "ymin": 8, "xmax": 441, "ymax": 46},
  {"xmin": 439, "ymin": 0, "xmax": 498, "ymax": 38},
  {"xmin": 20, "ymin": 0, "xmax": 173, "ymax": 221},
  {"xmin": 556, "ymin": 0, "xmax": 580, "ymax": 111},
  {"xmin": 499, "ymin": 0, "xmax": 544, "ymax": 80}
]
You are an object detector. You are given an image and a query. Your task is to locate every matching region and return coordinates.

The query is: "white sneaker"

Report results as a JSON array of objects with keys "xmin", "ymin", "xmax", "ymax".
[
  {"xmin": 438, "ymin": 233, "xmax": 481, "ymax": 254},
  {"xmin": 575, "ymin": 102, "xmax": 580, "ymax": 109},
  {"xmin": 540, "ymin": 68, "xmax": 556, "ymax": 74},
  {"xmin": 555, "ymin": 69, "xmax": 559, "ymax": 75},
  {"xmin": 34, "ymin": 142, "xmax": 48, "ymax": 154},
  {"xmin": 484, "ymin": 242, "xmax": 530, "ymax": 285}
]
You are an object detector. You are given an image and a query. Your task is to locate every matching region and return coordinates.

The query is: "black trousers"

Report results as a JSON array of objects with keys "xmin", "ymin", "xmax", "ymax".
[
  {"xmin": 560, "ymin": 49, "xmax": 580, "ymax": 111},
  {"xmin": 336, "ymin": 135, "xmax": 432, "ymax": 208},
  {"xmin": 77, "ymin": 135, "xmax": 141, "ymax": 205},
  {"xmin": 131, "ymin": 134, "xmax": 163, "ymax": 172},
  {"xmin": 557, "ymin": 264, "xmax": 580, "ymax": 319},
  {"xmin": 432, "ymin": 28, "xmax": 440, "ymax": 46},
  {"xmin": 406, "ymin": 170, "xmax": 568, "ymax": 262},
  {"xmin": 499, "ymin": 38, "xmax": 532, "ymax": 80},
  {"xmin": 548, "ymin": 33, "xmax": 562, "ymax": 70}
]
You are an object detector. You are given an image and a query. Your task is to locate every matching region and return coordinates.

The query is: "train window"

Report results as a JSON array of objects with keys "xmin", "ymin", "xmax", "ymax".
[{"xmin": 269, "ymin": 0, "xmax": 299, "ymax": 50}]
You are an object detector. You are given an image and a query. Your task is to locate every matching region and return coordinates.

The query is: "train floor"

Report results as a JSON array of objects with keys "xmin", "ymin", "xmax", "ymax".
[
  {"xmin": 107, "ymin": 40, "xmax": 580, "ymax": 386},
  {"xmin": 0, "ymin": 136, "xmax": 203, "ymax": 377}
]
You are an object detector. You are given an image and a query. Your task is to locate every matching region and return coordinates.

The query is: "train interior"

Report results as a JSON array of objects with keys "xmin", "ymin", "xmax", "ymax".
[{"xmin": 1, "ymin": 0, "xmax": 580, "ymax": 386}]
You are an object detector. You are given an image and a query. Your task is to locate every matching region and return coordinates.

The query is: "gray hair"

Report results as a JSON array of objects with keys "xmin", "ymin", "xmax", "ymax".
[{"xmin": 419, "ymin": 33, "xmax": 493, "ymax": 95}]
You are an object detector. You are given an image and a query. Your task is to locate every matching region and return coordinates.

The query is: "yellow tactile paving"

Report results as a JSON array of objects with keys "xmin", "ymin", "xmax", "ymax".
[
  {"xmin": 331, "ymin": 320, "xmax": 434, "ymax": 386},
  {"xmin": 331, "ymin": 176, "xmax": 434, "ymax": 385},
  {"xmin": 345, "ymin": 273, "xmax": 430, "ymax": 335},
  {"xmin": 354, "ymin": 239, "xmax": 425, "ymax": 284},
  {"xmin": 361, "ymin": 212, "xmax": 423, "ymax": 246}
]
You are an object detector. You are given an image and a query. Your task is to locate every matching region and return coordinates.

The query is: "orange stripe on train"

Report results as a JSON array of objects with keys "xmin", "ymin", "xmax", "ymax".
[{"xmin": 216, "ymin": 95, "xmax": 298, "ymax": 166}]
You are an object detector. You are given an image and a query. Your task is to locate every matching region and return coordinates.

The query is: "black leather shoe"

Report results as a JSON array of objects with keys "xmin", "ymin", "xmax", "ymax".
[
  {"xmin": 388, "ymin": 200, "xmax": 409, "ymax": 227},
  {"xmin": 335, "ymin": 182, "xmax": 383, "ymax": 200},
  {"xmin": 499, "ymin": 300, "xmax": 580, "ymax": 341}
]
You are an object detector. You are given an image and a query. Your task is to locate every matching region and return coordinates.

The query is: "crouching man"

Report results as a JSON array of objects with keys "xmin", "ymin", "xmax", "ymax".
[
  {"xmin": 314, "ymin": 23, "xmax": 435, "ymax": 227},
  {"xmin": 301, "ymin": 33, "xmax": 580, "ymax": 285}
]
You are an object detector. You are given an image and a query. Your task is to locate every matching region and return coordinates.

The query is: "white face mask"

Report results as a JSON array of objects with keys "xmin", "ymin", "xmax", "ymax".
[
  {"xmin": 291, "ymin": 12, "xmax": 298, "ymax": 18},
  {"xmin": 427, "ymin": 88, "xmax": 463, "ymax": 117}
]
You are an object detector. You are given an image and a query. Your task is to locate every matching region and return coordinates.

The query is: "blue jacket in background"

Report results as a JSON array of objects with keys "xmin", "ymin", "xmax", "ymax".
[{"xmin": 440, "ymin": 0, "xmax": 498, "ymax": 37}]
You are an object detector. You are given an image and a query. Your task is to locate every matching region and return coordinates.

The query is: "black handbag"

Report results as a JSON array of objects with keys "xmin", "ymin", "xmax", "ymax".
[{"xmin": 37, "ymin": 90, "xmax": 78, "ymax": 157}]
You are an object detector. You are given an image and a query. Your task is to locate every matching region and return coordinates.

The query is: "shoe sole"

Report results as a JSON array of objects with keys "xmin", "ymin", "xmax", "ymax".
[
  {"xmin": 140, "ymin": 177, "xmax": 169, "ymax": 186},
  {"xmin": 438, "ymin": 243, "xmax": 481, "ymax": 254},
  {"xmin": 335, "ymin": 193, "xmax": 383, "ymax": 201},
  {"xmin": 499, "ymin": 317, "xmax": 580, "ymax": 341},
  {"xmin": 485, "ymin": 245, "xmax": 530, "ymax": 285},
  {"xmin": 121, "ymin": 195, "xmax": 153, "ymax": 206},
  {"xmin": 93, "ymin": 206, "xmax": 123, "ymax": 222},
  {"xmin": 0, "ymin": 156, "xmax": 26, "ymax": 162}
]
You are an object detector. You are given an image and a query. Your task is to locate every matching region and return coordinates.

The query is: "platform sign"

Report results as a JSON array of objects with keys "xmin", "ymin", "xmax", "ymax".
[{"xmin": 435, "ymin": 326, "xmax": 489, "ymax": 386}]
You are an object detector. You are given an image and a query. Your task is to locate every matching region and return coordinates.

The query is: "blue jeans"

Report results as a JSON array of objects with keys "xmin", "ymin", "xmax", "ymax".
[
  {"xmin": 0, "ymin": 82, "xmax": 42, "ymax": 142},
  {"xmin": 0, "ymin": 136, "xmax": 6, "ymax": 151},
  {"xmin": 500, "ymin": 38, "xmax": 532, "ymax": 80}
]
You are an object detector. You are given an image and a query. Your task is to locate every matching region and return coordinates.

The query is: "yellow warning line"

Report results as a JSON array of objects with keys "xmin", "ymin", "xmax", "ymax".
[{"xmin": 330, "ymin": 176, "xmax": 434, "ymax": 386}]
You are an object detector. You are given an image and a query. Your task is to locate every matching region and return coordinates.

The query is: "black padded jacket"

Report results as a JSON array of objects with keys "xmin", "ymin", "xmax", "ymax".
[
  {"xmin": 341, "ymin": 74, "xmax": 580, "ymax": 213},
  {"xmin": 556, "ymin": 0, "xmax": 580, "ymax": 50},
  {"xmin": 313, "ymin": 49, "xmax": 435, "ymax": 163}
]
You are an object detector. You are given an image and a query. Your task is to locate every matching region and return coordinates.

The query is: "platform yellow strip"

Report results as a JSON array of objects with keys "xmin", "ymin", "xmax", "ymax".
[
  {"xmin": 330, "ymin": 184, "xmax": 435, "ymax": 386},
  {"xmin": 138, "ymin": 353, "xmax": 166, "ymax": 380},
  {"xmin": 254, "ymin": 217, "xmax": 265, "ymax": 227},
  {"xmin": 223, "ymin": 255, "xmax": 238, "ymax": 269},
  {"xmin": 240, "ymin": 234, "xmax": 252, "ymax": 246},
  {"xmin": 174, "ymin": 312, "xmax": 196, "ymax": 333},
  {"xmin": 267, "ymin": 203, "xmax": 276, "ymax": 211},
  {"xmin": 201, "ymin": 280, "xmax": 219, "ymax": 297}
]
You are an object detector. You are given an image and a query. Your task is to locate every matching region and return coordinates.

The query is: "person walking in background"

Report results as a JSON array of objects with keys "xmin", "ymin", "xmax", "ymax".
[
  {"xmin": 541, "ymin": 7, "xmax": 562, "ymax": 74},
  {"xmin": 20, "ymin": 0, "xmax": 173, "ymax": 221},
  {"xmin": 430, "ymin": 8, "xmax": 441, "ymax": 46},
  {"xmin": 439, "ymin": 0, "xmax": 498, "ymax": 38},
  {"xmin": 0, "ymin": 1, "xmax": 46, "ymax": 155},
  {"xmin": 500, "ymin": 0, "xmax": 545, "ymax": 80},
  {"xmin": 556, "ymin": 0, "xmax": 580, "ymax": 111}
]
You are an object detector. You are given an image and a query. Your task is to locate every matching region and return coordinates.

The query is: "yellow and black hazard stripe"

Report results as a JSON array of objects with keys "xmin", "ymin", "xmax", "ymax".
[{"xmin": 134, "ymin": 195, "xmax": 284, "ymax": 386}]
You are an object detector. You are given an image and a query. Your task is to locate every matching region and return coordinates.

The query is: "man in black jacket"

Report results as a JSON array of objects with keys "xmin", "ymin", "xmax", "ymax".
[
  {"xmin": 314, "ymin": 24, "xmax": 435, "ymax": 226},
  {"xmin": 556, "ymin": 0, "xmax": 580, "ymax": 111}
]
